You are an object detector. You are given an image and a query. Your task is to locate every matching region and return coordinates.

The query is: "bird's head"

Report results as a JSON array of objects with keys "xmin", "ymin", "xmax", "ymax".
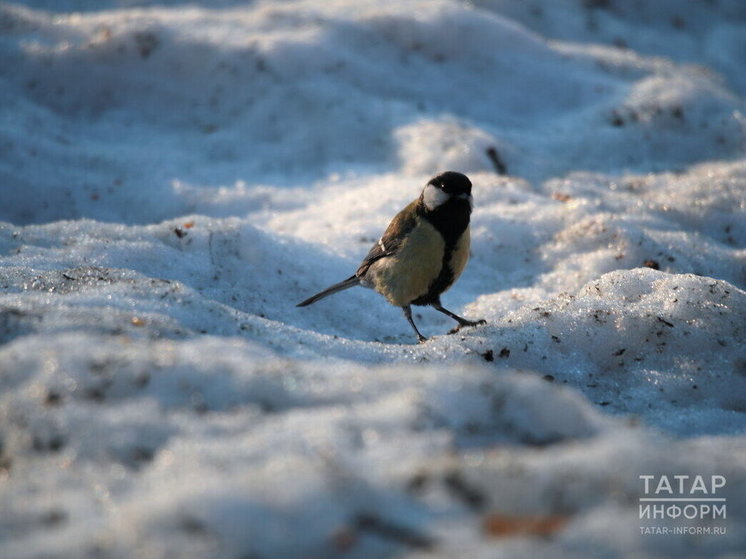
[{"xmin": 421, "ymin": 171, "xmax": 473, "ymax": 212}]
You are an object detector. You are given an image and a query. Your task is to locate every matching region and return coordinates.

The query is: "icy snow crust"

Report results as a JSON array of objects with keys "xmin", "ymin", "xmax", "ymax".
[{"xmin": 1, "ymin": 1, "xmax": 745, "ymax": 557}]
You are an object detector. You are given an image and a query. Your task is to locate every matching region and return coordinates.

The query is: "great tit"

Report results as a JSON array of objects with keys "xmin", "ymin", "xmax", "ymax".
[{"xmin": 297, "ymin": 171, "xmax": 485, "ymax": 343}]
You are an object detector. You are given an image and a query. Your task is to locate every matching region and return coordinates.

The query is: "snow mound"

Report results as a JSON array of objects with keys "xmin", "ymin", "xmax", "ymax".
[
  {"xmin": 474, "ymin": 269, "xmax": 746, "ymax": 435},
  {"xmin": 2, "ymin": 333, "xmax": 745, "ymax": 558}
]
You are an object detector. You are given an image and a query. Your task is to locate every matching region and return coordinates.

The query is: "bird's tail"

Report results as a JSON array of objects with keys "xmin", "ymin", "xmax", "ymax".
[{"xmin": 296, "ymin": 275, "xmax": 360, "ymax": 307}]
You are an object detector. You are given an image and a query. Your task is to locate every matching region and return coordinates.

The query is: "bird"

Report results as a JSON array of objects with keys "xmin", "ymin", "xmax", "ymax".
[{"xmin": 297, "ymin": 171, "xmax": 485, "ymax": 343}]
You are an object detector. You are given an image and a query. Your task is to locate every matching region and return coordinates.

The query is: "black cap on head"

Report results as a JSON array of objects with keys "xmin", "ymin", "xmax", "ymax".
[{"xmin": 428, "ymin": 171, "xmax": 472, "ymax": 195}]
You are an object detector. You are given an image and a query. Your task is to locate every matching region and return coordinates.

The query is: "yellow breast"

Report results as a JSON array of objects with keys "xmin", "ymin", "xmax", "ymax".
[{"xmin": 367, "ymin": 218, "xmax": 445, "ymax": 307}]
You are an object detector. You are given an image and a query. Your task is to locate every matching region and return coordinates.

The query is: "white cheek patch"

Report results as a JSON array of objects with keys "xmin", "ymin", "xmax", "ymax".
[{"xmin": 423, "ymin": 184, "xmax": 450, "ymax": 210}]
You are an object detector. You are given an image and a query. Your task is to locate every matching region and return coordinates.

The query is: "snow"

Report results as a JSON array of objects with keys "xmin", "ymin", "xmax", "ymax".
[{"xmin": 1, "ymin": 0, "xmax": 745, "ymax": 557}]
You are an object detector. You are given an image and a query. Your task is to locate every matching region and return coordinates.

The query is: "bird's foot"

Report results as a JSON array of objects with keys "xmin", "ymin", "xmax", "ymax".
[{"xmin": 447, "ymin": 319, "xmax": 487, "ymax": 335}]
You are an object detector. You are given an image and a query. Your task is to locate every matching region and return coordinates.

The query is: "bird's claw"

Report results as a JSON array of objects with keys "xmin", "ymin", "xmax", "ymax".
[{"xmin": 447, "ymin": 319, "xmax": 487, "ymax": 335}]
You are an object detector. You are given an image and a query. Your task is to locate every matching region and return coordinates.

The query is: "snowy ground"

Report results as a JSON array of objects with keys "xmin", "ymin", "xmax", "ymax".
[{"xmin": 1, "ymin": 1, "xmax": 745, "ymax": 557}]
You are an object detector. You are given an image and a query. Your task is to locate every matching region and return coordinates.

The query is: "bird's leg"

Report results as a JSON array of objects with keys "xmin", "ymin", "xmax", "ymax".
[
  {"xmin": 431, "ymin": 302, "xmax": 486, "ymax": 334},
  {"xmin": 402, "ymin": 305, "xmax": 427, "ymax": 343}
]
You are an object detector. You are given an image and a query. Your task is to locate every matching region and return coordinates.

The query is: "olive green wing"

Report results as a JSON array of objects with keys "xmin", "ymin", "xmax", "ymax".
[{"xmin": 356, "ymin": 200, "xmax": 419, "ymax": 278}]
